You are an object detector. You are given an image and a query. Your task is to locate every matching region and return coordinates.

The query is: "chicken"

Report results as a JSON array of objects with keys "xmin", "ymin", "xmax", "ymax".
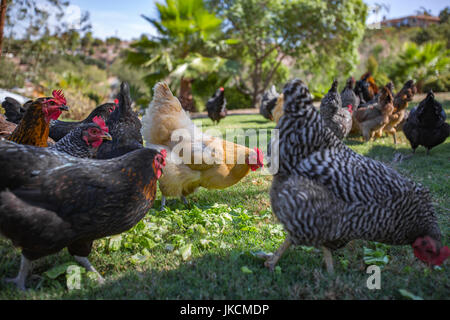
[
  {"xmin": 51, "ymin": 116, "xmax": 113, "ymax": 158},
  {"xmin": 5, "ymin": 90, "xmax": 69, "ymax": 147},
  {"xmin": 352, "ymin": 85, "xmax": 394, "ymax": 141},
  {"xmin": 382, "ymin": 80, "xmax": 417, "ymax": 144},
  {"xmin": 403, "ymin": 91, "xmax": 449, "ymax": 155},
  {"xmin": 319, "ymin": 80, "xmax": 352, "ymax": 140},
  {"xmin": 206, "ymin": 87, "xmax": 227, "ymax": 124},
  {"xmin": 1, "ymin": 97, "xmax": 31, "ymax": 124},
  {"xmin": 341, "ymin": 77, "xmax": 360, "ymax": 111},
  {"xmin": 359, "ymin": 81, "xmax": 395, "ymax": 109},
  {"xmin": 260, "ymin": 85, "xmax": 279, "ymax": 121},
  {"xmin": 356, "ymin": 72, "xmax": 379, "ymax": 102},
  {"xmin": 265, "ymin": 78, "xmax": 450, "ymax": 273},
  {"xmin": 96, "ymin": 82, "xmax": 144, "ymax": 159},
  {"xmin": 145, "ymin": 144, "xmax": 200, "ymax": 208},
  {"xmin": 272, "ymin": 93, "xmax": 284, "ymax": 124},
  {"xmin": 49, "ymin": 102, "xmax": 116, "ymax": 142},
  {"xmin": 0, "ymin": 140, "xmax": 166, "ymax": 290},
  {"xmin": 141, "ymin": 82, "xmax": 264, "ymax": 206}
]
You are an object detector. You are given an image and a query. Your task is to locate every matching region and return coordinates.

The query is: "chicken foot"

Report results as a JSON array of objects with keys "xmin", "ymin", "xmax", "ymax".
[
  {"xmin": 264, "ymin": 237, "xmax": 291, "ymax": 271},
  {"xmin": 160, "ymin": 195, "xmax": 189, "ymax": 210},
  {"xmin": 74, "ymin": 255, "xmax": 105, "ymax": 284},
  {"xmin": 4, "ymin": 255, "xmax": 32, "ymax": 291}
]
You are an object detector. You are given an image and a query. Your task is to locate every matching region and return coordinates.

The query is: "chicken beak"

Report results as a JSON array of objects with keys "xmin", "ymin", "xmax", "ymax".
[
  {"xmin": 59, "ymin": 104, "xmax": 69, "ymax": 111},
  {"xmin": 102, "ymin": 133, "xmax": 113, "ymax": 141}
]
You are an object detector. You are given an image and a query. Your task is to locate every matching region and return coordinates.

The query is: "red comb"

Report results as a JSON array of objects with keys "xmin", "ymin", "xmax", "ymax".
[
  {"xmin": 220, "ymin": 87, "xmax": 224, "ymax": 91},
  {"xmin": 254, "ymin": 147, "xmax": 264, "ymax": 166},
  {"xmin": 160, "ymin": 149, "xmax": 167, "ymax": 158},
  {"xmin": 52, "ymin": 89, "xmax": 67, "ymax": 105},
  {"xmin": 92, "ymin": 116, "xmax": 108, "ymax": 133},
  {"xmin": 114, "ymin": 99, "xmax": 119, "ymax": 105}
]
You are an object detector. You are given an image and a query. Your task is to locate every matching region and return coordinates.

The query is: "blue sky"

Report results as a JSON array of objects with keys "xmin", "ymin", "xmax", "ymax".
[{"xmin": 66, "ymin": 0, "xmax": 450, "ymax": 40}]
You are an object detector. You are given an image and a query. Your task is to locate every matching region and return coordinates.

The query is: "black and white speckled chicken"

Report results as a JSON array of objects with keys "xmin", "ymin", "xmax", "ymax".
[
  {"xmin": 319, "ymin": 80, "xmax": 352, "ymax": 140},
  {"xmin": 266, "ymin": 79, "xmax": 449, "ymax": 273},
  {"xmin": 50, "ymin": 116, "xmax": 112, "ymax": 158},
  {"xmin": 0, "ymin": 139, "xmax": 165, "ymax": 290},
  {"xmin": 403, "ymin": 91, "xmax": 449, "ymax": 155},
  {"xmin": 341, "ymin": 77, "xmax": 360, "ymax": 111},
  {"xmin": 260, "ymin": 85, "xmax": 279, "ymax": 121},
  {"xmin": 206, "ymin": 87, "xmax": 227, "ymax": 124}
]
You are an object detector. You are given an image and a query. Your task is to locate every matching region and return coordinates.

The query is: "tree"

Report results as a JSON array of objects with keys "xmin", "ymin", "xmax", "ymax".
[
  {"xmin": 207, "ymin": 0, "xmax": 368, "ymax": 106},
  {"xmin": 125, "ymin": 0, "xmax": 224, "ymax": 111},
  {"xmin": 0, "ymin": 0, "xmax": 7, "ymax": 56},
  {"xmin": 389, "ymin": 41, "xmax": 450, "ymax": 92}
]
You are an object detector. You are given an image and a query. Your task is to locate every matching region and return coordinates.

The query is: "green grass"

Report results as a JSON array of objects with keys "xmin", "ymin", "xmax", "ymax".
[{"xmin": 0, "ymin": 101, "xmax": 449, "ymax": 300}]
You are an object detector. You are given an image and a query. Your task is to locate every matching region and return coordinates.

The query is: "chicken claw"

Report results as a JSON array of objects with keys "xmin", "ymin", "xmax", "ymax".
[{"xmin": 264, "ymin": 238, "xmax": 291, "ymax": 271}]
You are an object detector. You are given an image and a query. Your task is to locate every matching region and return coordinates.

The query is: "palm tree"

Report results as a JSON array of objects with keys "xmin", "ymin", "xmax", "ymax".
[{"xmin": 126, "ymin": 0, "xmax": 223, "ymax": 111}]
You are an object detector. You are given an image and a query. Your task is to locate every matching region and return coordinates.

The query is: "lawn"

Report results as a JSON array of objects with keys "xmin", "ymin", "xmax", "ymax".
[{"xmin": 0, "ymin": 100, "xmax": 449, "ymax": 300}]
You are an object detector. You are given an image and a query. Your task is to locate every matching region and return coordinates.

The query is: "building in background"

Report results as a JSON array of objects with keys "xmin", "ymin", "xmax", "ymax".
[{"xmin": 380, "ymin": 15, "xmax": 440, "ymax": 28}]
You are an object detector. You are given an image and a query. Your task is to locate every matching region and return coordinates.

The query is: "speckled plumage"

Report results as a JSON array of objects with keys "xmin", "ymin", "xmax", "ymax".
[
  {"xmin": 320, "ymin": 80, "xmax": 352, "ymax": 140},
  {"xmin": 341, "ymin": 77, "xmax": 360, "ymax": 110},
  {"xmin": 270, "ymin": 79, "xmax": 443, "ymax": 256},
  {"xmin": 260, "ymin": 85, "xmax": 279, "ymax": 120}
]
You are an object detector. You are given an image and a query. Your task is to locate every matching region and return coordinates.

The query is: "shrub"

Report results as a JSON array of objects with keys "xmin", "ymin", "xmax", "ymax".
[{"xmin": 0, "ymin": 58, "xmax": 25, "ymax": 89}]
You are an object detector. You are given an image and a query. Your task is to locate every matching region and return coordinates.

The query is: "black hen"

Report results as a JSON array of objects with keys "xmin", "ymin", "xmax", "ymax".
[
  {"xmin": 2, "ymin": 97, "xmax": 31, "ymax": 124},
  {"xmin": 260, "ymin": 85, "xmax": 279, "ymax": 121},
  {"xmin": 403, "ymin": 91, "xmax": 449, "ymax": 155},
  {"xmin": 49, "ymin": 102, "xmax": 116, "ymax": 142},
  {"xmin": 206, "ymin": 87, "xmax": 227, "ymax": 124},
  {"xmin": 96, "ymin": 82, "xmax": 144, "ymax": 159},
  {"xmin": 0, "ymin": 140, "xmax": 166, "ymax": 290}
]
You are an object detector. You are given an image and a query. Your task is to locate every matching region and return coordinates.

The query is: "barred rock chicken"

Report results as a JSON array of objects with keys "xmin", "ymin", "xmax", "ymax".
[
  {"xmin": 49, "ymin": 102, "xmax": 116, "ymax": 142},
  {"xmin": 51, "ymin": 116, "xmax": 112, "ymax": 158},
  {"xmin": 341, "ymin": 77, "xmax": 360, "ymax": 111},
  {"xmin": 5, "ymin": 90, "xmax": 69, "ymax": 147},
  {"xmin": 96, "ymin": 82, "xmax": 144, "ymax": 159},
  {"xmin": 260, "ymin": 85, "xmax": 279, "ymax": 121},
  {"xmin": 206, "ymin": 87, "xmax": 227, "ymax": 124},
  {"xmin": 382, "ymin": 80, "xmax": 417, "ymax": 144},
  {"xmin": 352, "ymin": 86, "xmax": 394, "ymax": 141},
  {"xmin": 319, "ymin": 80, "xmax": 352, "ymax": 140},
  {"xmin": 1, "ymin": 97, "xmax": 31, "ymax": 124},
  {"xmin": 403, "ymin": 91, "xmax": 449, "ymax": 155},
  {"xmin": 142, "ymin": 82, "xmax": 264, "ymax": 207},
  {"xmin": 0, "ymin": 140, "xmax": 166, "ymax": 290},
  {"xmin": 266, "ymin": 79, "xmax": 449, "ymax": 273}
]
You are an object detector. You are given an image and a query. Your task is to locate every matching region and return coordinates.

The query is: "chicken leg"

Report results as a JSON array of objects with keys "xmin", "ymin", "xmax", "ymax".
[
  {"xmin": 74, "ymin": 255, "xmax": 105, "ymax": 284},
  {"xmin": 4, "ymin": 255, "xmax": 32, "ymax": 291},
  {"xmin": 264, "ymin": 237, "xmax": 291, "ymax": 271},
  {"xmin": 322, "ymin": 246, "xmax": 334, "ymax": 274}
]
